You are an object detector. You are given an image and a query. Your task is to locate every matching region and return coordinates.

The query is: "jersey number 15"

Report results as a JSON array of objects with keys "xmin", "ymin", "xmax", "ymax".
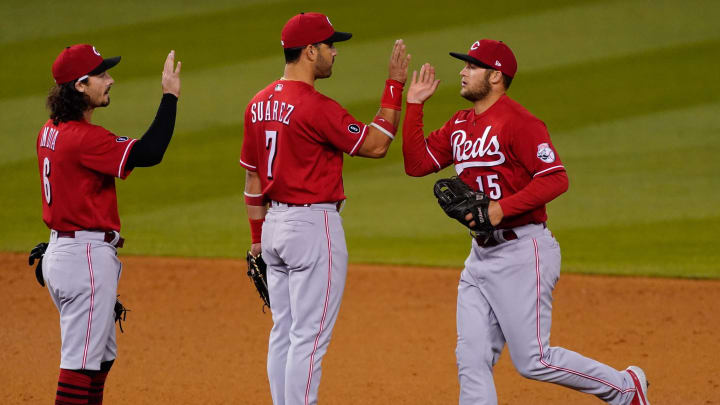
[{"xmin": 476, "ymin": 174, "xmax": 502, "ymax": 199}]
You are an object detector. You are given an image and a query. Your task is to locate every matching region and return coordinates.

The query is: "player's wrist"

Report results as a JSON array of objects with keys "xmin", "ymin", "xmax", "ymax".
[
  {"xmin": 248, "ymin": 218, "xmax": 264, "ymax": 244},
  {"xmin": 380, "ymin": 79, "xmax": 404, "ymax": 111}
]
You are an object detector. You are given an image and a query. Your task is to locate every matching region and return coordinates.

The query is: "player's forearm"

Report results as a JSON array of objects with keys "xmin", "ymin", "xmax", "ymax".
[
  {"xmin": 401, "ymin": 103, "xmax": 438, "ymax": 177},
  {"xmin": 498, "ymin": 170, "xmax": 569, "ymax": 217},
  {"xmin": 126, "ymin": 94, "xmax": 178, "ymax": 169},
  {"xmin": 244, "ymin": 170, "xmax": 266, "ymax": 244},
  {"xmin": 357, "ymin": 81, "xmax": 404, "ymax": 158}
]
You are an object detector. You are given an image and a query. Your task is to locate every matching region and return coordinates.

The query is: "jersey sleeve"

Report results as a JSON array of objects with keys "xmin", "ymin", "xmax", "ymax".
[
  {"xmin": 401, "ymin": 103, "xmax": 455, "ymax": 176},
  {"xmin": 313, "ymin": 96, "xmax": 368, "ymax": 156},
  {"xmin": 240, "ymin": 104, "xmax": 259, "ymax": 172},
  {"xmin": 78, "ymin": 126, "xmax": 137, "ymax": 179},
  {"xmin": 424, "ymin": 115, "xmax": 456, "ymax": 169},
  {"xmin": 511, "ymin": 119, "xmax": 565, "ymax": 178}
]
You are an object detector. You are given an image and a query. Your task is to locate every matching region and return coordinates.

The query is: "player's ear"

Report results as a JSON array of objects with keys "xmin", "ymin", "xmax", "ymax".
[
  {"xmin": 304, "ymin": 44, "xmax": 317, "ymax": 62},
  {"xmin": 489, "ymin": 70, "xmax": 503, "ymax": 86},
  {"xmin": 74, "ymin": 79, "xmax": 87, "ymax": 93}
]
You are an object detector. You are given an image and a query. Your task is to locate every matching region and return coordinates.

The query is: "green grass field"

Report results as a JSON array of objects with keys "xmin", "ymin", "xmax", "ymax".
[{"xmin": 1, "ymin": 0, "xmax": 718, "ymax": 278}]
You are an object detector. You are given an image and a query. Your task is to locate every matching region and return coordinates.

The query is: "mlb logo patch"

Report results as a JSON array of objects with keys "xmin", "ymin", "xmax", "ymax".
[
  {"xmin": 536, "ymin": 143, "xmax": 555, "ymax": 163},
  {"xmin": 275, "ymin": 83, "xmax": 283, "ymax": 92}
]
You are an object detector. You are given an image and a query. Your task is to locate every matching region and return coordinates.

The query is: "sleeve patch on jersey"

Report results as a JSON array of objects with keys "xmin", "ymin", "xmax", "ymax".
[
  {"xmin": 536, "ymin": 143, "xmax": 555, "ymax": 163},
  {"xmin": 347, "ymin": 124, "xmax": 361, "ymax": 134},
  {"xmin": 116, "ymin": 136, "xmax": 129, "ymax": 142}
]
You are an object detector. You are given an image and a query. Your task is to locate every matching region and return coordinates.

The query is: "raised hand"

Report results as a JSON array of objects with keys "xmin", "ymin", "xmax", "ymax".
[
  {"xmin": 406, "ymin": 63, "xmax": 441, "ymax": 104},
  {"xmin": 388, "ymin": 39, "xmax": 411, "ymax": 84},
  {"xmin": 162, "ymin": 50, "xmax": 182, "ymax": 98}
]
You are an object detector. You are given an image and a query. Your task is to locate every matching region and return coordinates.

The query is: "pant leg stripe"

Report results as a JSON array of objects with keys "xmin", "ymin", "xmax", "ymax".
[
  {"xmin": 82, "ymin": 243, "xmax": 96, "ymax": 369},
  {"xmin": 533, "ymin": 238, "xmax": 634, "ymax": 393},
  {"xmin": 305, "ymin": 210, "xmax": 333, "ymax": 405}
]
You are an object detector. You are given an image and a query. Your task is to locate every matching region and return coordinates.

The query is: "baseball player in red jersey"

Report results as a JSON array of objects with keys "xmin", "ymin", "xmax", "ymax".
[
  {"xmin": 402, "ymin": 40, "xmax": 651, "ymax": 405},
  {"xmin": 240, "ymin": 13, "xmax": 409, "ymax": 405},
  {"xmin": 33, "ymin": 44, "xmax": 181, "ymax": 404}
]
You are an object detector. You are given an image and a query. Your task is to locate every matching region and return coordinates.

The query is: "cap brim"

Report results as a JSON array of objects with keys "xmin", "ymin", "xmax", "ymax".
[
  {"xmin": 449, "ymin": 52, "xmax": 494, "ymax": 70},
  {"xmin": 88, "ymin": 56, "xmax": 121, "ymax": 76},
  {"xmin": 326, "ymin": 31, "xmax": 352, "ymax": 43}
]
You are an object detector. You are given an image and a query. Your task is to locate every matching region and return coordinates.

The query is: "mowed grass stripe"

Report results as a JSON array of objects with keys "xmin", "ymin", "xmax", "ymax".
[
  {"xmin": 0, "ymin": 0, "xmax": 597, "ymax": 100},
  {"xmin": 3, "ymin": 20, "xmax": 719, "ymax": 165},
  {"xmin": 557, "ymin": 216, "xmax": 720, "ymax": 278},
  {"xmin": 0, "ymin": 0, "xmax": 275, "ymax": 45}
]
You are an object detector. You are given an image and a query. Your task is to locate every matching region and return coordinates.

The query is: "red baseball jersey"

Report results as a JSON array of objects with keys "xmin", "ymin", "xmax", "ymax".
[
  {"xmin": 240, "ymin": 80, "xmax": 368, "ymax": 204},
  {"xmin": 404, "ymin": 94, "xmax": 565, "ymax": 228},
  {"xmin": 37, "ymin": 119, "xmax": 137, "ymax": 231}
]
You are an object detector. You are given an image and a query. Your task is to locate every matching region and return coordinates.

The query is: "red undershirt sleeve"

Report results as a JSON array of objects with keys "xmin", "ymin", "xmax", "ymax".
[
  {"xmin": 402, "ymin": 103, "xmax": 453, "ymax": 176},
  {"xmin": 498, "ymin": 170, "xmax": 569, "ymax": 217}
]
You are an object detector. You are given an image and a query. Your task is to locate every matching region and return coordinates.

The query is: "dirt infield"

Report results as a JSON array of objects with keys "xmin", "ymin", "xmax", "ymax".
[{"xmin": 2, "ymin": 252, "xmax": 718, "ymax": 404}]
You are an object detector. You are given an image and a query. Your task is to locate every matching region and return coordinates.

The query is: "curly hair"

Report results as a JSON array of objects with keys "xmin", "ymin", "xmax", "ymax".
[{"xmin": 46, "ymin": 80, "xmax": 88, "ymax": 124}]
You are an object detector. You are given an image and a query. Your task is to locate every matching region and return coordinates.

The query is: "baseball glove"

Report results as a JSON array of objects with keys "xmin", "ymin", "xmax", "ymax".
[
  {"xmin": 28, "ymin": 242, "xmax": 49, "ymax": 287},
  {"xmin": 433, "ymin": 176, "xmax": 495, "ymax": 242},
  {"xmin": 114, "ymin": 296, "xmax": 130, "ymax": 333},
  {"xmin": 247, "ymin": 251, "xmax": 270, "ymax": 310}
]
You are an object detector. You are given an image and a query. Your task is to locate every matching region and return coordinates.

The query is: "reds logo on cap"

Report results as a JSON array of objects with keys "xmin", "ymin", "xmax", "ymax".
[
  {"xmin": 449, "ymin": 39, "xmax": 517, "ymax": 78},
  {"xmin": 51, "ymin": 44, "xmax": 121, "ymax": 84}
]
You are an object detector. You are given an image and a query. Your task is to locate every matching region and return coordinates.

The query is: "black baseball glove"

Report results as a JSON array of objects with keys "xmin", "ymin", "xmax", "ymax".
[
  {"xmin": 247, "ymin": 251, "xmax": 270, "ymax": 310},
  {"xmin": 433, "ymin": 176, "xmax": 495, "ymax": 242},
  {"xmin": 114, "ymin": 296, "xmax": 130, "ymax": 333},
  {"xmin": 28, "ymin": 242, "xmax": 49, "ymax": 287}
]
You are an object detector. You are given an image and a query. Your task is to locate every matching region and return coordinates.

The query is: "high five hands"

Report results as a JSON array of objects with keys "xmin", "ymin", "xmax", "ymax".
[
  {"xmin": 162, "ymin": 50, "xmax": 182, "ymax": 98},
  {"xmin": 407, "ymin": 63, "xmax": 441, "ymax": 104},
  {"xmin": 388, "ymin": 39, "xmax": 411, "ymax": 84}
]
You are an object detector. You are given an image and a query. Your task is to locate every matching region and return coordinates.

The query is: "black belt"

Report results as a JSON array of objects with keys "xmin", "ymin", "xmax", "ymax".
[
  {"xmin": 475, "ymin": 222, "xmax": 547, "ymax": 248},
  {"xmin": 476, "ymin": 230, "xmax": 518, "ymax": 247},
  {"xmin": 275, "ymin": 201, "xmax": 343, "ymax": 211},
  {"xmin": 56, "ymin": 231, "xmax": 125, "ymax": 248}
]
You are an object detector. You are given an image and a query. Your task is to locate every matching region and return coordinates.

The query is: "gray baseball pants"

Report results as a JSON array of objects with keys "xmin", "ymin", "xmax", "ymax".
[
  {"xmin": 456, "ymin": 223, "xmax": 638, "ymax": 404},
  {"xmin": 43, "ymin": 230, "xmax": 121, "ymax": 371},
  {"xmin": 263, "ymin": 203, "xmax": 348, "ymax": 405}
]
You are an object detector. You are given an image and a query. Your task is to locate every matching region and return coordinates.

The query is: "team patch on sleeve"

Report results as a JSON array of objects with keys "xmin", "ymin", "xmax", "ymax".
[
  {"xmin": 347, "ymin": 124, "xmax": 361, "ymax": 134},
  {"xmin": 536, "ymin": 143, "xmax": 555, "ymax": 163},
  {"xmin": 115, "ymin": 136, "xmax": 129, "ymax": 142}
]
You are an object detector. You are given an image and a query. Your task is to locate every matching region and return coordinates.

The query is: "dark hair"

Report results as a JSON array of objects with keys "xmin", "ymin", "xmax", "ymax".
[
  {"xmin": 284, "ymin": 46, "xmax": 304, "ymax": 64},
  {"xmin": 46, "ymin": 79, "xmax": 88, "ymax": 124},
  {"xmin": 502, "ymin": 73, "xmax": 513, "ymax": 90},
  {"xmin": 284, "ymin": 41, "xmax": 332, "ymax": 64}
]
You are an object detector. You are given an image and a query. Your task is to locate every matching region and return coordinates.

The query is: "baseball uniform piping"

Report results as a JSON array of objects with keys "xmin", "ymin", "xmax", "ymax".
[
  {"xmin": 369, "ymin": 122, "xmax": 395, "ymax": 140},
  {"xmin": 424, "ymin": 140, "xmax": 441, "ymax": 170},
  {"xmin": 533, "ymin": 239, "xmax": 633, "ymax": 393},
  {"xmin": 82, "ymin": 243, "xmax": 95, "ymax": 369},
  {"xmin": 533, "ymin": 165, "xmax": 564, "ymax": 177},
  {"xmin": 239, "ymin": 158, "xmax": 257, "ymax": 170},
  {"xmin": 117, "ymin": 139, "xmax": 137, "ymax": 178},
  {"xmin": 305, "ymin": 210, "xmax": 333, "ymax": 405},
  {"xmin": 349, "ymin": 125, "xmax": 368, "ymax": 156}
]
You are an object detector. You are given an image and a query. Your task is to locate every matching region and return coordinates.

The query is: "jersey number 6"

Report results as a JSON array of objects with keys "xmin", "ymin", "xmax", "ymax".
[
  {"xmin": 43, "ymin": 157, "xmax": 52, "ymax": 205},
  {"xmin": 265, "ymin": 130, "xmax": 278, "ymax": 179}
]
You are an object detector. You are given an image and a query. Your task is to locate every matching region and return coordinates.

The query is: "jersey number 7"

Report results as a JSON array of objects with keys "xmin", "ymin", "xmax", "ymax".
[{"xmin": 265, "ymin": 130, "xmax": 278, "ymax": 179}]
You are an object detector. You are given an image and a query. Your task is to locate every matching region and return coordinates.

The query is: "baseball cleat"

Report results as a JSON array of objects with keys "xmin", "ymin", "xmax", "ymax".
[{"xmin": 626, "ymin": 366, "xmax": 650, "ymax": 405}]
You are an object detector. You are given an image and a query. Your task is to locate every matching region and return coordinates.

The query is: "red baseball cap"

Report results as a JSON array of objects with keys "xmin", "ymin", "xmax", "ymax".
[
  {"xmin": 450, "ymin": 39, "xmax": 517, "ymax": 78},
  {"xmin": 52, "ymin": 44, "xmax": 121, "ymax": 84},
  {"xmin": 281, "ymin": 12, "xmax": 352, "ymax": 49}
]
